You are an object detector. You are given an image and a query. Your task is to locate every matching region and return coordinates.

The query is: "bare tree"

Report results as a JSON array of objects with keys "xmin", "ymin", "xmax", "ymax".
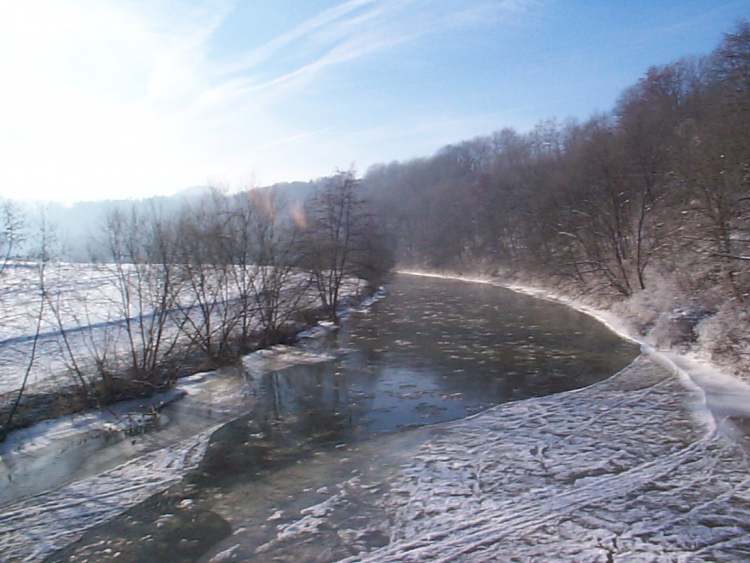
[
  {"xmin": 1, "ymin": 211, "xmax": 49, "ymax": 439},
  {"xmin": 92, "ymin": 204, "xmax": 185, "ymax": 398},
  {"xmin": 0, "ymin": 200, "xmax": 24, "ymax": 277},
  {"xmin": 224, "ymin": 191, "xmax": 260, "ymax": 347},
  {"xmin": 173, "ymin": 190, "xmax": 238, "ymax": 361},
  {"xmin": 300, "ymin": 171, "xmax": 373, "ymax": 321},
  {"xmin": 241, "ymin": 190, "xmax": 312, "ymax": 344}
]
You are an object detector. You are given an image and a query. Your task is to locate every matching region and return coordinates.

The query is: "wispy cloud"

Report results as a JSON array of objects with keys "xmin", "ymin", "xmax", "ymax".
[
  {"xmin": 218, "ymin": 0, "xmax": 380, "ymax": 76},
  {"xmin": 212, "ymin": 0, "xmax": 536, "ymax": 105},
  {"xmin": 0, "ymin": 0, "xmax": 539, "ymax": 201}
]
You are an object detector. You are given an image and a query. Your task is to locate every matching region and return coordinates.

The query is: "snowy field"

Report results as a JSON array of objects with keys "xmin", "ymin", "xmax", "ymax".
[
  {"xmin": 0, "ymin": 263, "xmax": 126, "ymax": 393},
  {"xmin": 0, "ymin": 263, "xmax": 121, "ymax": 342},
  {"xmin": 0, "ymin": 263, "xmax": 358, "ymax": 394}
]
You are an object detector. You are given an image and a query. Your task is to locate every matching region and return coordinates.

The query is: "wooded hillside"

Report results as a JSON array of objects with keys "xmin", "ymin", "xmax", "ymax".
[{"xmin": 363, "ymin": 22, "xmax": 750, "ymax": 370}]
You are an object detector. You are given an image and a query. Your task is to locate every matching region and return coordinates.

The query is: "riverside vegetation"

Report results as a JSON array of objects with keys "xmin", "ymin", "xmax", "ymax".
[
  {"xmin": 2, "ymin": 22, "xmax": 748, "ymax": 436},
  {"xmin": 0, "ymin": 172, "xmax": 393, "ymax": 438}
]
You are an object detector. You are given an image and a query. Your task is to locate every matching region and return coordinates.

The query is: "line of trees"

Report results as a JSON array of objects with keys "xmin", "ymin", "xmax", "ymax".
[
  {"xmin": 363, "ymin": 22, "xmax": 750, "ymax": 302},
  {"xmin": 0, "ymin": 174, "xmax": 393, "ymax": 436},
  {"xmin": 358, "ymin": 22, "xmax": 750, "ymax": 371}
]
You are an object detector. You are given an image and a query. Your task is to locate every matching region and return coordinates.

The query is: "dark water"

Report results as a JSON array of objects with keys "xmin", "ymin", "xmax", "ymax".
[
  {"xmin": 244, "ymin": 274, "xmax": 636, "ymax": 437},
  {"xmin": 50, "ymin": 274, "xmax": 638, "ymax": 562}
]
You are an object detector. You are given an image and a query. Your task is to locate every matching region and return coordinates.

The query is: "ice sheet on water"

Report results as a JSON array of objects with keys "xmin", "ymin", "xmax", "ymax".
[
  {"xmin": 245, "ymin": 356, "xmax": 750, "ymax": 561},
  {"xmin": 296, "ymin": 320, "xmax": 340, "ymax": 340},
  {"xmin": 0, "ymin": 388, "xmax": 185, "ymax": 458},
  {"xmin": 343, "ymin": 286, "xmax": 387, "ymax": 315},
  {"xmin": 0, "ymin": 425, "xmax": 219, "ymax": 561},
  {"xmin": 241, "ymin": 344, "xmax": 335, "ymax": 377}
]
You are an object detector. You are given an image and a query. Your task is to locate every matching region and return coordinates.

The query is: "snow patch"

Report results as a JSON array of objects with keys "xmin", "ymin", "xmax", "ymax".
[
  {"xmin": 241, "ymin": 345, "xmax": 335, "ymax": 377},
  {"xmin": 296, "ymin": 320, "xmax": 339, "ymax": 340},
  {"xmin": 0, "ymin": 425, "xmax": 220, "ymax": 561},
  {"xmin": 0, "ymin": 388, "xmax": 185, "ymax": 458}
]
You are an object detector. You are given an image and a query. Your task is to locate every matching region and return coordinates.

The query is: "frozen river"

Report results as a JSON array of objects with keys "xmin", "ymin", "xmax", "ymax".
[{"xmin": 4, "ymin": 274, "xmax": 748, "ymax": 561}]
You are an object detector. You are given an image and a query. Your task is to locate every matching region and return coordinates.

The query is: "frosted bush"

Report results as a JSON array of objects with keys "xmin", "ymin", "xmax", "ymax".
[
  {"xmin": 608, "ymin": 274, "xmax": 682, "ymax": 336},
  {"xmin": 695, "ymin": 303, "xmax": 750, "ymax": 379}
]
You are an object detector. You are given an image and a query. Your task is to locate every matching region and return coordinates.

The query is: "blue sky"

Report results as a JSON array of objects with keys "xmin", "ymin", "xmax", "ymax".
[{"xmin": 1, "ymin": 0, "xmax": 748, "ymax": 202}]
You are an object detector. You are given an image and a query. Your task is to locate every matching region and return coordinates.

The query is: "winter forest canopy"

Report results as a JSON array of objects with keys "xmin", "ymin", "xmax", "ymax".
[
  {"xmin": 362, "ymin": 22, "xmax": 750, "ymax": 299},
  {"xmin": 356, "ymin": 22, "xmax": 750, "ymax": 371}
]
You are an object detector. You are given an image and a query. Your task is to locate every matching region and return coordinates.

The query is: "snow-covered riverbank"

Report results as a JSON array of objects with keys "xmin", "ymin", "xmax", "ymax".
[
  {"xmin": 0, "ymin": 264, "xmax": 373, "ymax": 438},
  {"xmin": 351, "ymin": 355, "xmax": 750, "ymax": 561},
  {"xmin": 0, "ymin": 291, "xmax": 384, "ymax": 561},
  {"xmin": 399, "ymin": 270, "xmax": 750, "ymax": 440},
  {"xmin": 0, "ymin": 339, "xmax": 343, "ymax": 560},
  {"xmin": 191, "ymin": 274, "xmax": 750, "ymax": 561},
  {"xmin": 4, "ymin": 274, "xmax": 747, "ymax": 561},
  {"xmin": 184, "ymin": 351, "xmax": 750, "ymax": 561}
]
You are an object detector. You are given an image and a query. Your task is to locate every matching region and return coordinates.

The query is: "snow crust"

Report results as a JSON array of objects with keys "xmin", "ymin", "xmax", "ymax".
[
  {"xmin": 343, "ymin": 286, "xmax": 387, "ymax": 315},
  {"xmin": 234, "ymin": 273, "xmax": 750, "ymax": 561},
  {"xmin": 354, "ymin": 356, "xmax": 750, "ymax": 561},
  {"xmin": 0, "ymin": 425, "xmax": 219, "ymax": 561},
  {"xmin": 241, "ymin": 344, "xmax": 335, "ymax": 376},
  {"xmin": 249, "ymin": 356, "xmax": 750, "ymax": 562}
]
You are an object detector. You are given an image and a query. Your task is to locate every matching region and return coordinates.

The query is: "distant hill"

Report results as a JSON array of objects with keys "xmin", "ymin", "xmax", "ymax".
[{"xmin": 20, "ymin": 180, "xmax": 324, "ymax": 261}]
